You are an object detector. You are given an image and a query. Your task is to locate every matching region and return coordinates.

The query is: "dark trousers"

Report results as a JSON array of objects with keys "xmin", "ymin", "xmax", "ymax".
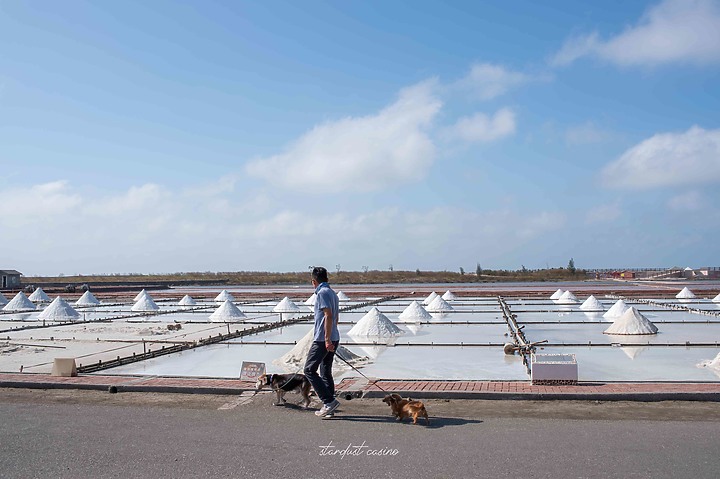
[{"xmin": 304, "ymin": 340, "xmax": 339, "ymax": 405}]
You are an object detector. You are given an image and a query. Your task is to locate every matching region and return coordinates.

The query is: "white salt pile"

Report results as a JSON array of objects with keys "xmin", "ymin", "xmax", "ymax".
[
  {"xmin": 0, "ymin": 292, "xmax": 8, "ymax": 306},
  {"xmin": 441, "ymin": 290, "xmax": 457, "ymax": 301},
  {"xmin": 131, "ymin": 294, "xmax": 159, "ymax": 312},
  {"xmin": 178, "ymin": 295, "xmax": 197, "ymax": 306},
  {"xmin": 713, "ymin": 293, "xmax": 720, "ymax": 303},
  {"xmin": 134, "ymin": 289, "xmax": 148, "ymax": 302},
  {"xmin": 675, "ymin": 287, "xmax": 696, "ymax": 299},
  {"xmin": 38, "ymin": 296, "xmax": 81, "ymax": 321},
  {"xmin": 209, "ymin": 300, "xmax": 246, "ymax": 322},
  {"xmin": 348, "ymin": 307, "xmax": 403, "ymax": 338},
  {"xmin": 337, "ymin": 291, "xmax": 350, "ymax": 302},
  {"xmin": 2, "ymin": 292, "xmax": 36, "ymax": 311},
  {"xmin": 603, "ymin": 299, "xmax": 630, "ymax": 320},
  {"xmin": 604, "ymin": 307, "xmax": 658, "ymax": 335},
  {"xmin": 697, "ymin": 352, "xmax": 720, "ymax": 372},
  {"xmin": 273, "ymin": 297, "xmax": 301, "ymax": 313},
  {"xmin": 215, "ymin": 290, "xmax": 235, "ymax": 303},
  {"xmin": 426, "ymin": 296, "xmax": 454, "ymax": 312},
  {"xmin": 304, "ymin": 293, "xmax": 317, "ymax": 306},
  {"xmin": 550, "ymin": 289, "xmax": 565, "ymax": 300},
  {"xmin": 28, "ymin": 287, "xmax": 51, "ymax": 303},
  {"xmin": 75, "ymin": 290, "xmax": 100, "ymax": 306},
  {"xmin": 275, "ymin": 328, "xmax": 366, "ymax": 373},
  {"xmin": 558, "ymin": 290, "xmax": 578, "ymax": 304},
  {"xmin": 398, "ymin": 301, "xmax": 432, "ymax": 321},
  {"xmin": 422, "ymin": 291, "xmax": 438, "ymax": 305},
  {"xmin": 580, "ymin": 295, "xmax": 604, "ymax": 311}
]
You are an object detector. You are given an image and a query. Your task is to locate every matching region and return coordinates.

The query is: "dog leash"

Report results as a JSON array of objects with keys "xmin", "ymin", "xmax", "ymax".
[{"xmin": 333, "ymin": 349, "xmax": 391, "ymax": 395}]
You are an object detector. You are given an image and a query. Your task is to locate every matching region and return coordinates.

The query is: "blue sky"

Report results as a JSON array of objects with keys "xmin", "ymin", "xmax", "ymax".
[{"xmin": 1, "ymin": 0, "xmax": 719, "ymax": 275}]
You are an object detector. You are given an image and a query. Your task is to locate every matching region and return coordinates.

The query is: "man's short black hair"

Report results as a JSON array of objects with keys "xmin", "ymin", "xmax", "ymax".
[{"xmin": 311, "ymin": 266, "xmax": 329, "ymax": 283}]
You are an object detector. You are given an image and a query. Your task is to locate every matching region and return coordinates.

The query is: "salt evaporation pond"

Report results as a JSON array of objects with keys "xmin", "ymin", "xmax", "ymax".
[{"xmin": 2, "ymin": 281, "xmax": 720, "ymax": 381}]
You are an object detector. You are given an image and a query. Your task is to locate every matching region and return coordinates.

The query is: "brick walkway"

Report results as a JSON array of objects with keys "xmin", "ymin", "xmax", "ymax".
[{"xmin": 1, "ymin": 373, "xmax": 719, "ymax": 400}]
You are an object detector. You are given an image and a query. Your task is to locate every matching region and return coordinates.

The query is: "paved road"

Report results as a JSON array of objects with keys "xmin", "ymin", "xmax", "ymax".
[{"xmin": 1, "ymin": 389, "xmax": 719, "ymax": 478}]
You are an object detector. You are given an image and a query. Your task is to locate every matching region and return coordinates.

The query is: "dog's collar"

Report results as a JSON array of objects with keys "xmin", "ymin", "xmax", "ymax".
[{"xmin": 265, "ymin": 374, "xmax": 273, "ymax": 385}]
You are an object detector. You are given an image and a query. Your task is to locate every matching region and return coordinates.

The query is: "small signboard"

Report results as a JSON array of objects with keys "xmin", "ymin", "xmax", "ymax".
[{"xmin": 240, "ymin": 361, "xmax": 266, "ymax": 381}]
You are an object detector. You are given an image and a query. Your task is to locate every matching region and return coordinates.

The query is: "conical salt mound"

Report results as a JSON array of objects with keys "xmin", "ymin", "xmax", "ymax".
[
  {"xmin": 273, "ymin": 297, "xmax": 301, "ymax": 313},
  {"xmin": 131, "ymin": 294, "xmax": 159, "ymax": 312},
  {"xmin": 28, "ymin": 287, "xmax": 51, "ymax": 303},
  {"xmin": 304, "ymin": 293, "xmax": 316, "ymax": 306},
  {"xmin": 558, "ymin": 290, "xmax": 578, "ymax": 304},
  {"xmin": 603, "ymin": 299, "xmax": 629, "ymax": 319},
  {"xmin": 215, "ymin": 290, "xmax": 235, "ymax": 303},
  {"xmin": 209, "ymin": 300, "xmax": 246, "ymax": 322},
  {"xmin": 337, "ymin": 291, "xmax": 350, "ymax": 302},
  {"xmin": 550, "ymin": 289, "xmax": 565, "ymax": 300},
  {"xmin": 134, "ymin": 289, "xmax": 148, "ymax": 302},
  {"xmin": 700, "ymin": 352, "xmax": 720, "ymax": 370},
  {"xmin": 713, "ymin": 293, "xmax": 720, "ymax": 303},
  {"xmin": 676, "ymin": 287, "xmax": 696, "ymax": 299},
  {"xmin": 178, "ymin": 295, "xmax": 197, "ymax": 306},
  {"xmin": 348, "ymin": 307, "xmax": 403, "ymax": 337},
  {"xmin": 398, "ymin": 301, "xmax": 432, "ymax": 321},
  {"xmin": 38, "ymin": 296, "xmax": 81, "ymax": 321},
  {"xmin": 2, "ymin": 292, "xmax": 36, "ymax": 311},
  {"xmin": 422, "ymin": 291, "xmax": 438, "ymax": 305},
  {"xmin": 604, "ymin": 307, "xmax": 658, "ymax": 335},
  {"xmin": 75, "ymin": 290, "xmax": 100, "ymax": 306},
  {"xmin": 427, "ymin": 296, "xmax": 454, "ymax": 312},
  {"xmin": 275, "ymin": 329, "xmax": 366, "ymax": 372},
  {"xmin": 441, "ymin": 290, "xmax": 457, "ymax": 301},
  {"xmin": 580, "ymin": 295, "xmax": 604, "ymax": 311},
  {"xmin": 0, "ymin": 292, "xmax": 8, "ymax": 306}
]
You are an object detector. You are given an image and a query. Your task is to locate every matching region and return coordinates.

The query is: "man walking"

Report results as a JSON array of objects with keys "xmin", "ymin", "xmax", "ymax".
[{"xmin": 304, "ymin": 266, "xmax": 341, "ymax": 418}]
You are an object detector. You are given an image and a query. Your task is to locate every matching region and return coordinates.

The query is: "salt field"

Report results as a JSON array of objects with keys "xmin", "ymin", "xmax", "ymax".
[{"xmin": 2, "ymin": 281, "xmax": 720, "ymax": 382}]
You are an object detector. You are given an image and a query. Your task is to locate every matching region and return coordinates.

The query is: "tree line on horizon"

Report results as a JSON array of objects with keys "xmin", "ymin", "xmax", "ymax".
[{"xmin": 26, "ymin": 261, "xmax": 585, "ymax": 285}]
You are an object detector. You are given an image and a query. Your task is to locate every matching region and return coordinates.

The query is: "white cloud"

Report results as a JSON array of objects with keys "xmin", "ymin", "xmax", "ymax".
[
  {"xmin": 668, "ymin": 191, "xmax": 703, "ymax": 211},
  {"xmin": 601, "ymin": 126, "xmax": 720, "ymax": 188},
  {"xmin": 0, "ymin": 178, "xmax": 568, "ymax": 275},
  {"xmin": 0, "ymin": 180, "xmax": 82, "ymax": 217},
  {"xmin": 445, "ymin": 108, "xmax": 516, "ymax": 143},
  {"xmin": 245, "ymin": 80, "xmax": 442, "ymax": 193},
  {"xmin": 456, "ymin": 63, "xmax": 531, "ymax": 100},
  {"xmin": 90, "ymin": 184, "xmax": 168, "ymax": 215},
  {"xmin": 552, "ymin": 0, "xmax": 720, "ymax": 67},
  {"xmin": 585, "ymin": 202, "xmax": 622, "ymax": 224}
]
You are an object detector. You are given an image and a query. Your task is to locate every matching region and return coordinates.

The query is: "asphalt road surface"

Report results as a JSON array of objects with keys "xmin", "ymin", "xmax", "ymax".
[{"xmin": 1, "ymin": 388, "xmax": 720, "ymax": 478}]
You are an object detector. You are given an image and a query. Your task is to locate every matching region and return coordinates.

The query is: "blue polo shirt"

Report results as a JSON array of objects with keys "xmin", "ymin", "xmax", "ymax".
[{"xmin": 313, "ymin": 282, "xmax": 340, "ymax": 342}]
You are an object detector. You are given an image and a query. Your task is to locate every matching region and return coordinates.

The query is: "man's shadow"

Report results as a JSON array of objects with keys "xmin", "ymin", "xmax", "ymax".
[{"xmin": 334, "ymin": 414, "xmax": 483, "ymax": 429}]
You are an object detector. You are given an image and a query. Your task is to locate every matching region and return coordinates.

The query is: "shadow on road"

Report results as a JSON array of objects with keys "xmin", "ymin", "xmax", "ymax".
[{"xmin": 334, "ymin": 414, "xmax": 483, "ymax": 429}]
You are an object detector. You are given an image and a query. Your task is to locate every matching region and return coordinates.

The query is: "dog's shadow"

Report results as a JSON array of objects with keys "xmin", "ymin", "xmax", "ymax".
[{"xmin": 335, "ymin": 414, "xmax": 483, "ymax": 429}]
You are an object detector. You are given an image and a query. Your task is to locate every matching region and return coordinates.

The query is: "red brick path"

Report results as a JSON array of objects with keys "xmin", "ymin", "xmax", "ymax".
[{"xmin": 1, "ymin": 373, "xmax": 719, "ymax": 399}]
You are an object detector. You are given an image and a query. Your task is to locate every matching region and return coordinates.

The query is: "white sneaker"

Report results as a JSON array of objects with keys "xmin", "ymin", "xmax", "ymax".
[{"xmin": 314, "ymin": 399, "xmax": 340, "ymax": 417}]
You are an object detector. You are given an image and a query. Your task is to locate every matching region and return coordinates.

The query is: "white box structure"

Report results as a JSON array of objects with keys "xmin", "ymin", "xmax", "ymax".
[{"xmin": 531, "ymin": 353, "xmax": 578, "ymax": 385}]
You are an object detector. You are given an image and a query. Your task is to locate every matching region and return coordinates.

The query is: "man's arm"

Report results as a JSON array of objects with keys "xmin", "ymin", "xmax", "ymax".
[{"xmin": 323, "ymin": 307, "xmax": 335, "ymax": 352}]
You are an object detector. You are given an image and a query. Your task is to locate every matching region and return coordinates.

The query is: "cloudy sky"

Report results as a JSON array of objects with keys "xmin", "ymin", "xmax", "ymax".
[{"xmin": 1, "ymin": 0, "xmax": 719, "ymax": 275}]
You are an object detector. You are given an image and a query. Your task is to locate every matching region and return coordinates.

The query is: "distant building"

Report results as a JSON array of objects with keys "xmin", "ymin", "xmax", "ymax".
[{"xmin": 0, "ymin": 270, "xmax": 22, "ymax": 289}]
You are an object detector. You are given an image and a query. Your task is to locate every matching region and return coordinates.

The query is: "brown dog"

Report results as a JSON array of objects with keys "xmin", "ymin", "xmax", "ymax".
[{"xmin": 382, "ymin": 393, "xmax": 430, "ymax": 425}]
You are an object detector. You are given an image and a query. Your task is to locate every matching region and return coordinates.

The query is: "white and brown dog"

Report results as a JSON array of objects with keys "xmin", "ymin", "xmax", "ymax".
[{"xmin": 255, "ymin": 373, "xmax": 312, "ymax": 408}]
